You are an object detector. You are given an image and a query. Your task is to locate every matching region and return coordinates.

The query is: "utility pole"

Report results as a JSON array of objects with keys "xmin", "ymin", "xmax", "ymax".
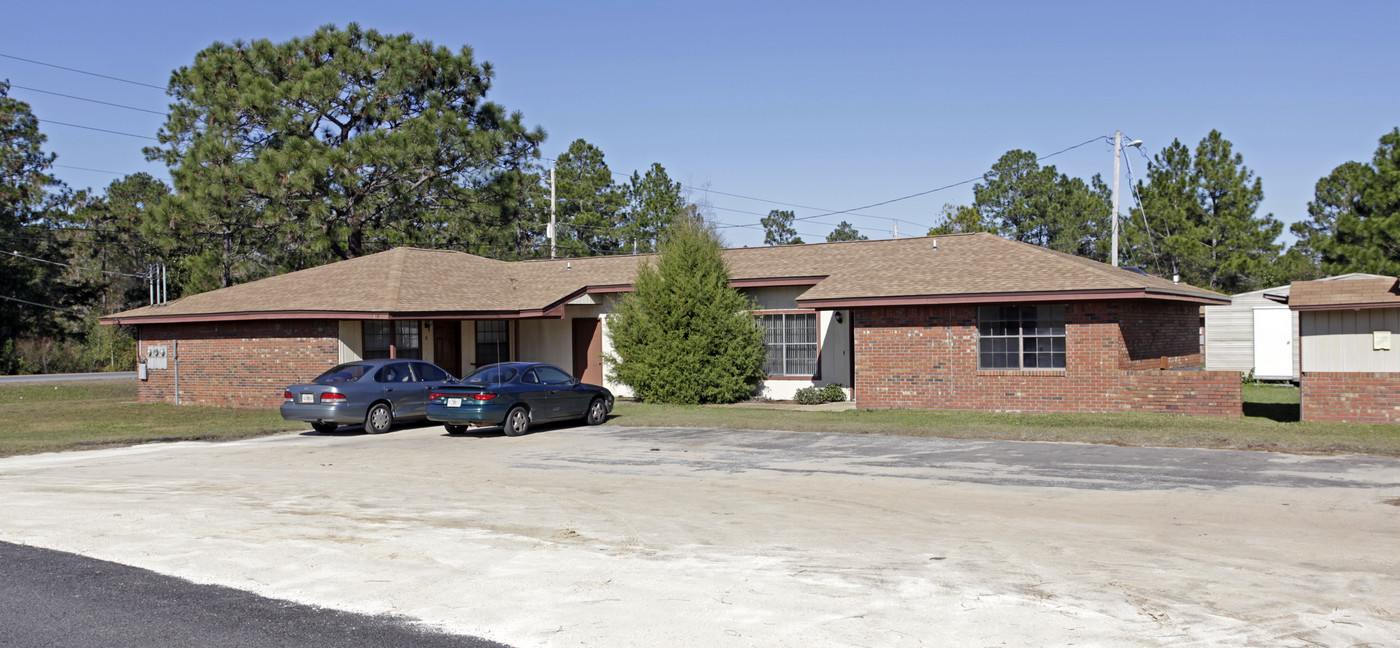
[
  {"xmin": 1111, "ymin": 130, "xmax": 1143, "ymax": 268},
  {"xmin": 549, "ymin": 166, "xmax": 557, "ymax": 260},
  {"xmin": 1112, "ymin": 130, "xmax": 1123, "ymax": 267}
]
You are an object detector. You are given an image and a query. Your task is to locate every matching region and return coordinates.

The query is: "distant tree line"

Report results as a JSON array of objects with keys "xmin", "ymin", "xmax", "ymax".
[
  {"xmin": 3, "ymin": 24, "xmax": 1399, "ymax": 374},
  {"xmin": 923, "ymin": 128, "xmax": 1400, "ymax": 294}
]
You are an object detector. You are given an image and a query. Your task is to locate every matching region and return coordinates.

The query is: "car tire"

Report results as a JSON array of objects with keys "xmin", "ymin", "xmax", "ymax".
[
  {"xmin": 584, "ymin": 398, "xmax": 607, "ymax": 425},
  {"xmin": 364, "ymin": 402, "xmax": 393, "ymax": 434},
  {"xmin": 502, "ymin": 406, "xmax": 529, "ymax": 437},
  {"xmin": 311, "ymin": 421, "xmax": 338, "ymax": 434},
  {"xmin": 444, "ymin": 424, "xmax": 468, "ymax": 435}
]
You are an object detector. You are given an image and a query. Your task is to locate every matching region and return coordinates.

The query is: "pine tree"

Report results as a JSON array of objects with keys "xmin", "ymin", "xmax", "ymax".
[
  {"xmin": 761, "ymin": 209, "xmax": 803, "ymax": 245},
  {"xmin": 968, "ymin": 150, "xmax": 1112, "ymax": 261},
  {"xmin": 145, "ymin": 24, "xmax": 544, "ymax": 292},
  {"xmin": 826, "ymin": 221, "xmax": 867, "ymax": 242},
  {"xmin": 606, "ymin": 216, "xmax": 766, "ymax": 404},
  {"xmin": 621, "ymin": 163, "xmax": 685, "ymax": 254},
  {"xmin": 1293, "ymin": 128, "xmax": 1400, "ymax": 276},
  {"xmin": 553, "ymin": 139, "xmax": 625, "ymax": 257},
  {"xmin": 1123, "ymin": 130, "xmax": 1282, "ymax": 292}
]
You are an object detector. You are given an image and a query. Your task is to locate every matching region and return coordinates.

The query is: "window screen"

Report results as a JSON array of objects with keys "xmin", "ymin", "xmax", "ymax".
[
  {"xmin": 760, "ymin": 313, "xmax": 818, "ymax": 376},
  {"xmin": 978, "ymin": 305, "xmax": 1066, "ymax": 370}
]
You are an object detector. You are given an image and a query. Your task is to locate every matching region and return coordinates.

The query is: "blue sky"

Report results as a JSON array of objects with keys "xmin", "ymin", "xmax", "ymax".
[{"xmin": 3, "ymin": 1, "xmax": 1397, "ymax": 249}]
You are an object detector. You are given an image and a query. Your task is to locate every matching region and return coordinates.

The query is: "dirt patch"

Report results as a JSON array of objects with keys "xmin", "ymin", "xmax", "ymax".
[{"xmin": 2, "ymin": 427, "xmax": 1399, "ymax": 647}]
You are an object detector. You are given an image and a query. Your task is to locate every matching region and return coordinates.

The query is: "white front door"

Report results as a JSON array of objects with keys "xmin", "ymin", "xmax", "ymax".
[{"xmin": 1253, "ymin": 308, "xmax": 1292, "ymax": 379}]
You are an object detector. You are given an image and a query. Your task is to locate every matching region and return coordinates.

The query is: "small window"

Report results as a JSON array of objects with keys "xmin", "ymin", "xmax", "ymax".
[
  {"xmin": 978, "ymin": 305, "xmax": 1066, "ymax": 370},
  {"xmin": 363, "ymin": 321, "xmax": 393, "ymax": 360},
  {"xmin": 760, "ymin": 313, "xmax": 818, "ymax": 376},
  {"xmin": 476, "ymin": 320, "xmax": 509, "ymax": 366},
  {"xmin": 363, "ymin": 321, "xmax": 421, "ymax": 360}
]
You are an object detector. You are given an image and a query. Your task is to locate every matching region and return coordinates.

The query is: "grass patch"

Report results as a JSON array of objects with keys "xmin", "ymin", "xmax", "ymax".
[
  {"xmin": 2, "ymin": 378, "xmax": 1395, "ymax": 459},
  {"xmin": 0, "ymin": 380, "xmax": 303, "ymax": 458},
  {"xmin": 611, "ymin": 386, "xmax": 1400, "ymax": 457},
  {"xmin": 1241, "ymin": 383, "xmax": 1301, "ymax": 422}
]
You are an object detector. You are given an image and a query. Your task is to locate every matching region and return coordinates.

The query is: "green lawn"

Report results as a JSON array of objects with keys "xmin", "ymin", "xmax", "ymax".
[
  {"xmin": 2, "ymin": 379, "xmax": 1396, "ymax": 459},
  {"xmin": 0, "ymin": 380, "xmax": 303, "ymax": 458},
  {"xmin": 611, "ymin": 383, "xmax": 1400, "ymax": 457}
]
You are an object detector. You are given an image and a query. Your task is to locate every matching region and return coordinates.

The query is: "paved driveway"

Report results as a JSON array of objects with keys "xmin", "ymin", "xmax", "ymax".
[{"xmin": 1, "ymin": 425, "xmax": 1398, "ymax": 647}]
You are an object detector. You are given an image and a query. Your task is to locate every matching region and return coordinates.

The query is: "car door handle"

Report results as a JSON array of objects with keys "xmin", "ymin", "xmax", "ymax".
[{"xmin": 386, "ymin": 388, "xmax": 394, "ymax": 392}]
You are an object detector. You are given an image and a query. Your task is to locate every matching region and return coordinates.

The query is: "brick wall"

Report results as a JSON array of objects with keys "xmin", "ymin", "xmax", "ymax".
[
  {"xmin": 852, "ymin": 300, "xmax": 1239, "ymax": 417},
  {"xmin": 137, "ymin": 320, "xmax": 340, "ymax": 409},
  {"xmin": 1301, "ymin": 372, "xmax": 1400, "ymax": 424}
]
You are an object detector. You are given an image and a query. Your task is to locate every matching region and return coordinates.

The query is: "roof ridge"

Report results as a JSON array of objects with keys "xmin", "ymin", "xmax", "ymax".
[{"xmin": 385, "ymin": 248, "xmax": 407, "ymax": 310}]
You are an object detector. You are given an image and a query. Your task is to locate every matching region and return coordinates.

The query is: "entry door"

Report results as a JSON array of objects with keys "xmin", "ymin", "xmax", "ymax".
[
  {"xmin": 571, "ymin": 318, "xmax": 604, "ymax": 384},
  {"xmin": 1252, "ymin": 308, "xmax": 1292, "ymax": 379},
  {"xmin": 433, "ymin": 321, "xmax": 461, "ymax": 378}
]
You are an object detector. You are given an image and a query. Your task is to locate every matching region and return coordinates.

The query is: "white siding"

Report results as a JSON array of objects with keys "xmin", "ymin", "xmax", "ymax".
[
  {"xmin": 1203, "ymin": 288, "xmax": 1300, "ymax": 379},
  {"xmin": 338, "ymin": 321, "xmax": 362, "ymax": 363},
  {"xmin": 1300, "ymin": 308, "xmax": 1400, "ymax": 372},
  {"xmin": 585, "ymin": 287, "xmax": 853, "ymax": 401},
  {"xmin": 419, "ymin": 321, "xmax": 433, "ymax": 363}
]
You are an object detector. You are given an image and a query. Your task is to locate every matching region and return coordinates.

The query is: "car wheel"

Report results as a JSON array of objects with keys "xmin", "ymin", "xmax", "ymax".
[
  {"xmin": 364, "ymin": 402, "xmax": 393, "ymax": 434},
  {"xmin": 311, "ymin": 421, "xmax": 338, "ymax": 434},
  {"xmin": 584, "ymin": 398, "xmax": 607, "ymax": 425},
  {"xmin": 502, "ymin": 406, "xmax": 529, "ymax": 437},
  {"xmin": 444, "ymin": 424, "xmax": 468, "ymax": 435}
]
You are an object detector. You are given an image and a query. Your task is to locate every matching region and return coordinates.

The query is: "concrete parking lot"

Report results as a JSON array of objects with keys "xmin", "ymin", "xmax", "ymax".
[{"xmin": 2, "ymin": 424, "xmax": 1399, "ymax": 647}]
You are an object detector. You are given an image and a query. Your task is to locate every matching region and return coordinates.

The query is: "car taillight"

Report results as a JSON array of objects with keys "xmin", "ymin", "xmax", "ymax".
[
  {"xmin": 283, "ymin": 391, "xmax": 293, "ymax": 402},
  {"xmin": 471, "ymin": 393, "xmax": 497, "ymax": 401},
  {"xmin": 320, "ymin": 393, "xmax": 346, "ymax": 403}
]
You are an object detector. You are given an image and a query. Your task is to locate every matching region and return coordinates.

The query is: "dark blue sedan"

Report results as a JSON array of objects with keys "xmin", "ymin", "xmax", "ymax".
[
  {"xmin": 281, "ymin": 359, "xmax": 455, "ymax": 434},
  {"xmin": 426, "ymin": 362, "xmax": 613, "ymax": 436}
]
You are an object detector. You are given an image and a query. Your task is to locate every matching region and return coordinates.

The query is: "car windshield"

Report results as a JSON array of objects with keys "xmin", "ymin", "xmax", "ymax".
[
  {"xmin": 313, "ymin": 364, "xmax": 372, "ymax": 384},
  {"xmin": 460, "ymin": 366, "xmax": 518, "ymax": 385}
]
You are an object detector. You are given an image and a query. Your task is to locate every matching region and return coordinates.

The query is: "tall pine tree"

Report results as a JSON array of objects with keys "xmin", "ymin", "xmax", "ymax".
[
  {"xmin": 1292, "ymin": 128, "xmax": 1400, "ymax": 276},
  {"xmin": 1123, "ymin": 130, "xmax": 1282, "ymax": 292}
]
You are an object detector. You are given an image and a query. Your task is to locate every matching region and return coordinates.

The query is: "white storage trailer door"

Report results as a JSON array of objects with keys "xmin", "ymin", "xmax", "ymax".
[{"xmin": 1252, "ymin": 308, "xmax": 1292, "ymax": 379}]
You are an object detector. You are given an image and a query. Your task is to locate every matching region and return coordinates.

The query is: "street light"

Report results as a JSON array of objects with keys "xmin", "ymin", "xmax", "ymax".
[{"xmin": 1111, "ymin": 130, "xmax": 1143, "ymax": 267}]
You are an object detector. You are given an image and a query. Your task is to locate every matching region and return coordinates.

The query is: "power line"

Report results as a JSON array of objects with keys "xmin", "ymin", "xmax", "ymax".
[
  {"xmin": 0, "ymin": 293, "xmax": 86, "ymax": 315},
  {"xmin": 36, "ymin": 119, "xmax": 159, "ymax": 141},
  {"xmin": 792, "ymin": 135, "xmax": 1112, "ymax": 223},
  {"xmin": 1, "ymin": 249, "xmax": 148, "ymax": 278},
  {"xmin": 0, "ymin": 52, "xmax": 166, "ymax": 90},
  {"xmin": 8, "ymin": 83, "xmax": 167, "ymax": 115},
  {"xmin": 54, "ymin": 164, "xmax": 131, "ymax": 176}
]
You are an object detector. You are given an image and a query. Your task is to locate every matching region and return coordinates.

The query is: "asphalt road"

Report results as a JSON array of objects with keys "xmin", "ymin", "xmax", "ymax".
[
  {"xmin": 0, "ymin": 541, "xmax": 510, "ymax": 648},
  {"xmin": 0, "ymin": 372, "xmax": 135, "ymax": 384}
]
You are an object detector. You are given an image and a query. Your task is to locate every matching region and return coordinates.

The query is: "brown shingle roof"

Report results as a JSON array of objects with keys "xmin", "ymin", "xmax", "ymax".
[
  {"xmin": 101, "ymin": 232, "xmax": 1226, "ymax": 324},
  {"xmin": 1288, "ymin": 277, "xmax": 1400, "ymax": 310}
]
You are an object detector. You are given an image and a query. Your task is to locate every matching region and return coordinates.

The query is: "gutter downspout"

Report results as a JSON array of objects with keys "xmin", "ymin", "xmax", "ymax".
[{"xmin": 173, "ymin": 340, "xmax": 180, "ymax": 406}]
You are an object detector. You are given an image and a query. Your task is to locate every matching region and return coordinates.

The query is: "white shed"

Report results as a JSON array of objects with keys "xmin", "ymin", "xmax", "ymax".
[{"xmin": 1203, "ymin": 274, "xmax": 1387, "ymax": 381}]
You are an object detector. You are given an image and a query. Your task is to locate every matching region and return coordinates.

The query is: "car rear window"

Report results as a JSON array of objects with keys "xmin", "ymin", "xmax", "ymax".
[
  {"xmin": 313, "ymin": 364, "xmax": 371, "ymax": 384},
  {"xmin": 461, "ymin": 366, "xmax": 518, "ymax": 384}
]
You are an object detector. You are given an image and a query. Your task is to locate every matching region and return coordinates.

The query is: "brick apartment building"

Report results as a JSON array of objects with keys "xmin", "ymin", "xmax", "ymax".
[{"xmin": 102, "ymin": 233, "xmax": 1241, "ymax": 417}]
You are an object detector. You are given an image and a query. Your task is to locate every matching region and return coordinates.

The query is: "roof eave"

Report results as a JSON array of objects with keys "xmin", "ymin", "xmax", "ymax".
[
  {"xmin": 1290, "ymin": 301, "xmax": 1400, "ymax": 312},
  {"xmin": 797, "ymin": 287, "xmax": 1227, "ymax": 309}
]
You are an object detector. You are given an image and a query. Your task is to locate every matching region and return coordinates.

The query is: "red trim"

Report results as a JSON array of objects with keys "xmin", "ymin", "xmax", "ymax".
[
  {"xmin": 1290, "ymin": 302, "xmax": 1400, "ymax": 311},
  {"xmin": 798, "ymin": 288, "xmax": 1226, "ymax": 308},
  {"xmin": 730, "ymin": 276, "xmax": 825, "ymax": 288}
]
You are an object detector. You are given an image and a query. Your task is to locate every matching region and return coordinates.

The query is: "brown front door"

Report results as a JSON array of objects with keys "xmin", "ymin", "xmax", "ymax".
[
  {"xmin": 571, "ymin": 318, "xmax": 603, "ymax": 384},
  {"xmin": 433, "ymin": 320, "xmax": 462, "ymax": 378}
]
